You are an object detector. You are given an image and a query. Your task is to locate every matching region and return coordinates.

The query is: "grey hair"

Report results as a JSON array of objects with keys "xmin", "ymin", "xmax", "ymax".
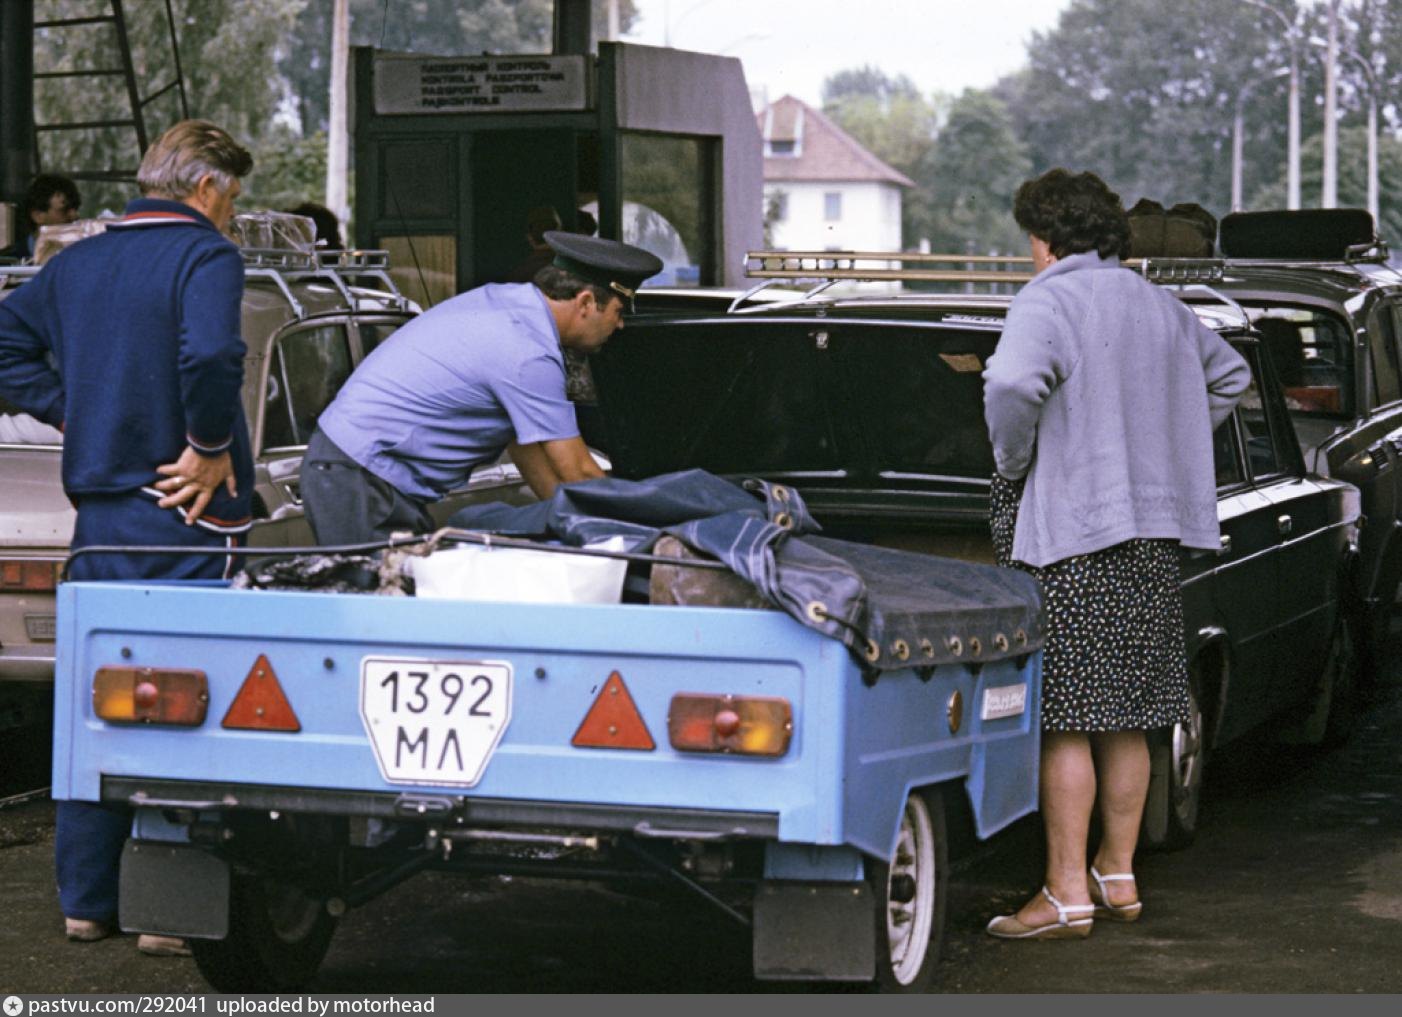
[{"xmin": 136, "ymin": 120, "xmax": 253, "ymax": 200}]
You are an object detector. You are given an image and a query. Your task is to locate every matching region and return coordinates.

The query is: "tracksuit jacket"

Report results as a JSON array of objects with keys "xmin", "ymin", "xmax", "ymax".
[{"xmin": 0, "ymin": 198, "xmax": 254, "ymax": 532}]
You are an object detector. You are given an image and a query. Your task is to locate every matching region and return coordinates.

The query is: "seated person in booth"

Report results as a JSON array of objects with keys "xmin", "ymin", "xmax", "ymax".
[
  {"xmin": 503, "ymin": 204, "xmax": 562, "ymax": 283},
  {"xmin": 302, "ymin": 231, "xmax": 661, "ymax": 545}
]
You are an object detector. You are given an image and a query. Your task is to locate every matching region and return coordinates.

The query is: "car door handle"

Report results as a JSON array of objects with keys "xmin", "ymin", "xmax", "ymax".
[
  {"xmin": 1219, "ymin": 534, "xmax": 1232, "ymax": 554},
  {"xmin": 1277, "ymin": 514, "xmax": 1292, "ymax": 536}
]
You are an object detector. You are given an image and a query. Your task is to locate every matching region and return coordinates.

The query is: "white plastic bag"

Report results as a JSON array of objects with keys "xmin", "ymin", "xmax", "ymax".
[{"xmin": 407, "ymin": 537, "xmax": 628, "ymax": 605}]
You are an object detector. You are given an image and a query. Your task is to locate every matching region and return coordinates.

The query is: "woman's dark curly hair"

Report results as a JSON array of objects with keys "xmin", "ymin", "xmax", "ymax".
[{"xmin": 1013, "ymin": 168, "xmax": 1131, "ymax": 260}]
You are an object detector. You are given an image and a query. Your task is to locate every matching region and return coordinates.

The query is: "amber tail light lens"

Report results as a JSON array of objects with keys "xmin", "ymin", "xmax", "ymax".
[
  {"xmin": 667, "ymin": 693, "xmax": 793, "ymax": 757},
  {"xmin": 93, "ymin": 667, "xmax": 209, "ymax": 726},
  {"xmin": 0, "ymin": 559, "xmax": 62, "ymax": 592}
]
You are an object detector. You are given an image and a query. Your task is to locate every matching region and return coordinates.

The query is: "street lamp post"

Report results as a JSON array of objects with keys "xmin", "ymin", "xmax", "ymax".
[
  {"xmin": 1233, "ymin": 68, "xmax": 1291, "ymax": 211},
  {"xmin": 1240, "ymin": 0, "xmax": 1301, "ymax": 209},
  {"xmin": 1322, "ymin": 0, "xmax": 1340, "ymax": 208},
  {"xmin": 1313, "ymin": 36, "xmax": 1379, "ymax": 225}
]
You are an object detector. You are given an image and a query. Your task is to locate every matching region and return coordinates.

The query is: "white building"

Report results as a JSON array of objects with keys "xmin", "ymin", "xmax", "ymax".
[{"xmin": 756, "ymin": 95, "xmax": 912, "ymax": 255}]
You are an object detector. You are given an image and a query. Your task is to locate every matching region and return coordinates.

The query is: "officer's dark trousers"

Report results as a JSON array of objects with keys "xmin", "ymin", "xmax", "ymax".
[
  {"xmin": 56, "ymin": 493, "xmax": 239, "ymax": 923},
  {"xmin": 302, "ymin": 427, "xmax": 434, "ymax": 545}
]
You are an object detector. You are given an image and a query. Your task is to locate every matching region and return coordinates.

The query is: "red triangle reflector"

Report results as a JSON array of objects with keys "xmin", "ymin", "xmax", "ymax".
[
  {"xmin": 572, "ymin": 671, "xmax": 654, "ymax": 750},
  {"xmin": 221, "ymin": 654, "xmax": 301, "ymax": 732}
]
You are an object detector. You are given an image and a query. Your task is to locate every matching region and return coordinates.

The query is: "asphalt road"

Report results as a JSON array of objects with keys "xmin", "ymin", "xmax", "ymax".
[{"xmin": 2, "ymin": 659, "xmax": 1400, "ymax": 992}]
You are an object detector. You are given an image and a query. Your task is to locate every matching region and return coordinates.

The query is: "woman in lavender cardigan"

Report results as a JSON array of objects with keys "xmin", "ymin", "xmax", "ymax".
[{"xmin": 982, "ymin": 170, "xmax": 1249, "ymax": 939}]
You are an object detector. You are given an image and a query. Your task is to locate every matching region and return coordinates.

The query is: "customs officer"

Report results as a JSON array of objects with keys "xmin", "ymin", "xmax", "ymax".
[{"xmin": 302, "ymin": 232, "xmax": 661, "ymax": 545}]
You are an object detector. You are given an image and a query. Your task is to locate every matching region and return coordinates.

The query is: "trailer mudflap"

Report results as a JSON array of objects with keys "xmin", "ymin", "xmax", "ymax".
[
  {"xmin": 751, "ymin": 880, "xmax": 874, "ymax": 981},
  {"xmin": 118, "ymin": 841, "xmax": 230, "ymax": 940}
]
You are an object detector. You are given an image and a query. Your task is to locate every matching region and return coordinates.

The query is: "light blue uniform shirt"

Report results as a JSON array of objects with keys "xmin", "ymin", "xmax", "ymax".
[{"xmin": 318, "ymin": 283, "xmax": 578, "ymax": 500}]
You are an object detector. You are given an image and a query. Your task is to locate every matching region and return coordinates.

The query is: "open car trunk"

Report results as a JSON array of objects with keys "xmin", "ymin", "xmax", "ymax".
[{"xmin": 589, "ymin": 310, "xmax": 1003, "ymax": 563}]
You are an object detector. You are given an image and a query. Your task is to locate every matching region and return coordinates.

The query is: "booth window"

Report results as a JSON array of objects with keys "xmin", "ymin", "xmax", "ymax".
[{"xmin": 620, "ymin": 133, "xmax": 717, "ymax": 287}]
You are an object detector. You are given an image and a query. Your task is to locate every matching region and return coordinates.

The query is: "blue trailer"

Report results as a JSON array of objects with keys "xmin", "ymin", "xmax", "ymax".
[{"xmin": 51, "ymin": 483, "xmax": 1042, "ymax": 992}]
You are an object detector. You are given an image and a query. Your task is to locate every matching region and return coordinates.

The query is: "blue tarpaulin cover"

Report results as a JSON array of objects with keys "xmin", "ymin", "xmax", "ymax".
[{"xmin": 446, "ymin": 469, "xmax": 1043, "ymax": 671}]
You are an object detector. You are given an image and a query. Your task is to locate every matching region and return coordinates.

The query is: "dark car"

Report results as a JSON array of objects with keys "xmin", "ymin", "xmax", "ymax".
[
  {"xmin": 589, "ymin": 267, "xmax": 1361, "ymax": 849},
  {"xmin": 1178, "ymin": 209, "xmax": 1402, "ymax": 687}
]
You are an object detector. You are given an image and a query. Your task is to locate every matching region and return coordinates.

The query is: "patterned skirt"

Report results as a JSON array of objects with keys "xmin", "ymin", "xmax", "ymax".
[{"xmin": 990, "ymin": 474, "xmax": 1191, "ymax": 733}]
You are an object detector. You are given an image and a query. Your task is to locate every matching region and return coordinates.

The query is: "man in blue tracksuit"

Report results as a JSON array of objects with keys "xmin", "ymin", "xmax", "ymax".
[{"xmin": 0, "ymin": 120, "xmax": 254, "ymax": 956}]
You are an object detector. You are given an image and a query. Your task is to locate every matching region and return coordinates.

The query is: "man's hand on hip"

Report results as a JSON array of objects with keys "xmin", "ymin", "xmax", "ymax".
[{"xmin": 155, "ymin": 447, "xmax": 237, "ymax": 523}]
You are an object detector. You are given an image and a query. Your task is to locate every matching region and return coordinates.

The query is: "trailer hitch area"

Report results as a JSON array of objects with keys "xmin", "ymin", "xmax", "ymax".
[{"xmin": 393, "ymin": 793, "xmax": 459, "ymax": 819}]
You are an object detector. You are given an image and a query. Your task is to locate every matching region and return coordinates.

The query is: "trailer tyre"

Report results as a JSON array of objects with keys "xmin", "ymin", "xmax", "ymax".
[
  {"xmin": 190, "ymin": 873, "xmax": 338, "ymax": 992},
  {"xmin": 868, "ymin": 788, "xmax": 948, "ymax": 993}
]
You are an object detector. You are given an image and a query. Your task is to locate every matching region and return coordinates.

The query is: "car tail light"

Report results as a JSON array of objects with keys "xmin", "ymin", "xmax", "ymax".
[
  {"xmin": 0, "ymin": 559, "xmax": 62, "ymax": 592},
  {"xmin": 93, "ymin": 667, "xmax": 208, "ymax": 726},
  {"xmin": 667, "ymin": 693, "xmax": 793, "ymax": 757},
  {"xmin": 222, "ymin": 654, "xmax": 301, "ymax": 732},
  {"xmin": 572, "ymin": 671, "xmax": 655, "ymax": 750}
]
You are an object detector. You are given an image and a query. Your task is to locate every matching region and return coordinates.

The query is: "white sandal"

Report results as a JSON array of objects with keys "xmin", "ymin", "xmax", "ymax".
[
  {"xmin": 1089, "ymin": 865, "xmax": 1143, "ymax": 922},
  {"xmin": 986, "ymin": 886, "xmax": 1095, "ymax": 940}
]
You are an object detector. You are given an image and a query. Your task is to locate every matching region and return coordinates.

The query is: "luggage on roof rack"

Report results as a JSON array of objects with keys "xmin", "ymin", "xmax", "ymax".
[
  {"xmin": 1219, "ymin": 209, "xmax": 1383, "ymax": 261},
  {"xmin": 1126, "ymin": 200, "xmax": 1217, "ymax": 259}
]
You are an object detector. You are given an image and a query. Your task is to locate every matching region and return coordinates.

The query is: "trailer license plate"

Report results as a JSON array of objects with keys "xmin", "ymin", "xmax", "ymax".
[{"xmin": 360, "ymin": 657, "xmax": 512, "ymax": 787}]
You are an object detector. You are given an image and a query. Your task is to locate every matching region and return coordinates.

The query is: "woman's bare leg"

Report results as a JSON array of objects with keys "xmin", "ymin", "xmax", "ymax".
[
  {"xmin": 1088, "ymin": 729, "xmax": 1149, "ymax": 906},
  {"xmin": 1013, "ymin": 730, "xmax": 1095, "ymax": 924}
]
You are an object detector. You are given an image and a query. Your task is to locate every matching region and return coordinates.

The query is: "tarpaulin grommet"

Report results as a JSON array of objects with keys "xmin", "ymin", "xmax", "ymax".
[
  {"xmin": 864, "ymin": 639, "xmax": 881, "ymax": 663},
  {"xmin": 891, "ymin": 639, "xmax": 910, "ymax": 661},
  {"xmin": 920, "ymin": 638, "xmax": 936, "ymax": 659},
  {"xmin": 946, "ymin": 635, "xmax": 963, "ymax": 657},
  {"xmin": 772, "ymin": 485, "xmax": 790, "ymax": 501},
  {"xmin": 1014, "ymin": 629, "xmax": 1028, "ymax": 647},
  {"xmin": 806, "ymin": 600, "xmax": 828, "ymax": 623},
  {"xmin": 993, "ymin": 632, "xmax": 1009, "ymax": 652},
  {"xmin": 969, "ymin": 637, "xmax": 983, "ymax": 657},
  {"xmin": 774, "ymin": 512, "xmax": 793, "ymax": 530}
]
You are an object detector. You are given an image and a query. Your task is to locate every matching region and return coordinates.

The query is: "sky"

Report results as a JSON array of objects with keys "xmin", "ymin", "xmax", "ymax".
[{"xmin": 617, "ymin": 0, "xmax": 1077, "ymax": 105}]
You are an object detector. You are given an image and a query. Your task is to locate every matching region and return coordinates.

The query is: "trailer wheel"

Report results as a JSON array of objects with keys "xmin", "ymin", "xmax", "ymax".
[
  {"xmin": 867, "ymin": 789, "xmax": 948, "ymax": 993},
  {"xmin": 190, "ymin": 872, "xmax": 337, "ymax": 991}
]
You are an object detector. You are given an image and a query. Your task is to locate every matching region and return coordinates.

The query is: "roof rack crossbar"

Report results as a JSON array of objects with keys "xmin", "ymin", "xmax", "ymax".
[
  {"xmin": 744, "ymin": 250, "xmax": 1034, "ymax": 288},
  {"xmin": 244, "ymin": 267, "xmax": 305, "ymax": 320}
]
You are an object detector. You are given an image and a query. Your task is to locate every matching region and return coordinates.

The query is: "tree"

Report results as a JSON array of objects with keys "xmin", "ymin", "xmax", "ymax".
[
  {"xmin": 821, "ymin": 67, "xmax": 940, "ymax": 247},
  {"xmin": 33, "ymin": 0, "xmax": 307, "ymax": 214},
  {"xmin": 1249, "ymin": 126, "xmax": 1402, "ymax": 246},
  {"xmin": 992, "ymin": 0, "xmax": 1314, "ymax": 218},
  {"xmin": 924, "ymin": 90, "xmax": 1031, "ymax": 256}
]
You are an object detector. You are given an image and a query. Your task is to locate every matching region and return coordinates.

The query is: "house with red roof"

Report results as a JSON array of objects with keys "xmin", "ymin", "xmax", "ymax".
[{"xmin": 756, "ymin": 94, "xmax": 913, "ymax": 255}]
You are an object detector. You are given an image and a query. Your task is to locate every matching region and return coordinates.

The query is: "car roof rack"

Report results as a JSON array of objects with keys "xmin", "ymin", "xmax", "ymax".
[
  {"xmin": 734, "ymin": 250, "xmax": 1033, "ymax": 311},
  {"xmin": 241, "ymin": 247, "xmax": 410, "ymax": 317},
  {"xmin": 0, "ymin": 246, "xmax": 410, "ymax": 318}
]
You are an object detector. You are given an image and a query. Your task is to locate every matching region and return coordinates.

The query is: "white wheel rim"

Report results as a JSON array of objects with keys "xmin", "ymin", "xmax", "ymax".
[
  {"xmin": 1171, "ymin": 687, "xmax": 1203, "ymax": 810},
  {"xmin": 885, "ymin": 795, "xmax": 936, "ymax": 985}
]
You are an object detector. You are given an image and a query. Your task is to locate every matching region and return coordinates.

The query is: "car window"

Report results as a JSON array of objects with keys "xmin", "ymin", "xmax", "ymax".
[
  {"xmin": 1371, "ymin": 304, "xmax": 1402, "ymax": 406},
  {"xmin": 1237, "ymin": 346, "xmax": 1286, "ymax": 480},
  {"xmin": 1213, "ymin": 419, "xmax": 1244, "ymax": 488},
  {"xmin": 1248, "ymin": 306, "xmax": 1354, "ymax": 419},
  {"xmin": 262, "ymin": 323, "xmax": 353, "ymax": 449},
  {"xmin": 357, "ymin": 320, "xmax": 407, "ymax": 357}
]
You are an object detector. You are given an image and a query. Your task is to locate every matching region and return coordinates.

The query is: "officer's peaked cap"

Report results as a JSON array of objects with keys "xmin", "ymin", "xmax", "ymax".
[{"xmin": 544, "ymin": 231, "xmax": 663, "ymax": 309}]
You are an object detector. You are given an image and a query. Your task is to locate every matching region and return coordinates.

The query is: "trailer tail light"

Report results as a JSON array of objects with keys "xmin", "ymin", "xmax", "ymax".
[
  {"xmin": 222, "ymin": 654, "xmax": 301, "ymax": 732},
  {"xmin": 572, "ymin": 671, "xmax": 655, "ymax": 750},
  {"xmin": 667, "ymin": 694, "xmax": 793, "ymax": 757},
  {"xmin": 93, "ymin": 667, "xmax": 208, "ymax": 726},
  {"xmin": 0, "ymin": 559, "xmax": 61, "ymax": 592}
]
